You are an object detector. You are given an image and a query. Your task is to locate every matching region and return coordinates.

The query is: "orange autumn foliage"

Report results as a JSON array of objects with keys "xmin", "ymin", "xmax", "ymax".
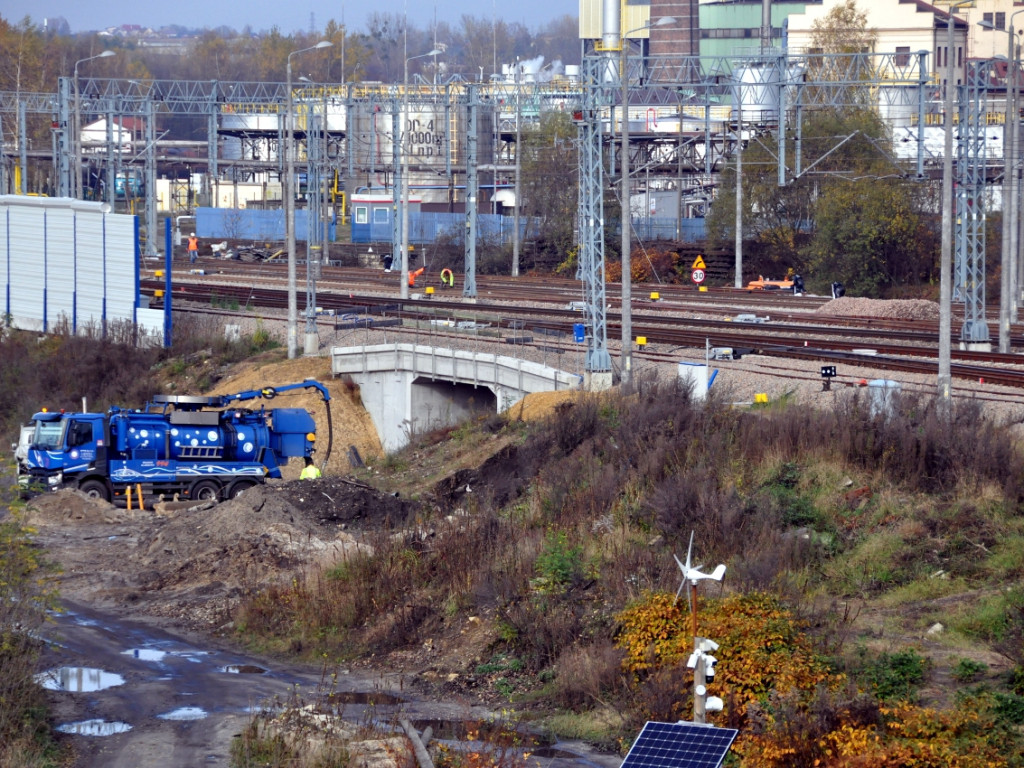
[
  {"xmin": 616, "ymin": 591, "xmax": 832, "ymax": 720},
  {"xmin": 614, "ymin": 592, "xmax": 1012, "ymax": 768}
]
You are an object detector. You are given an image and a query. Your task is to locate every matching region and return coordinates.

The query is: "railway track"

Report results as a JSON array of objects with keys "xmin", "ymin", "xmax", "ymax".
[{"xmin": 147, "ymin": 261, "xmax": 1024, "ymax": 389}]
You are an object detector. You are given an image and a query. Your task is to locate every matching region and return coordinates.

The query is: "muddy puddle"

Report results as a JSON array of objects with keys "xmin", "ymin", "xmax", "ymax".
[
  {"xmin": 36, "ymin": 667, "xmax": 125, "ymax": 692},
  {"xmin": 38, "ymin": 601, "xmax": 621, "ymax": 768},
  {"xmin": 56, "ymin": 719, "xmax": 134, "ymax": 736},
  {"xmin": 158, "ymin": 706, "xmax": 208, "ymax": 721}
]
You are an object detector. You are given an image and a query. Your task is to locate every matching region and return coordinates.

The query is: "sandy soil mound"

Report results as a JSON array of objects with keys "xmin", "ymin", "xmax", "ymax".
[
  {"xmin": 815, "ymin": 297, "xmax": 940, "ymax": 321},
  {"xmin": 205, "ymin": 356, "xmax": 382, "ymax": 480},
  {"xmin": 502, "ymin": 388, "xmax": 587, "ymax": 421}
]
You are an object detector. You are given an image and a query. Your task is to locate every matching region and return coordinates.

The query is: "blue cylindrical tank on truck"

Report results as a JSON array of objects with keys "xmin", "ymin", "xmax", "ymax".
[{"xmin": 23, "ymin": 379, "xmax": 332, "ymax": 503}]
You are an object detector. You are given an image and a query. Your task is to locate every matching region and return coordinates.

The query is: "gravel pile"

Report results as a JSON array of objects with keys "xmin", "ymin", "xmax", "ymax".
[{"xmin": 815, "ymin": 297, "xmax": 940, "ymax": 321}]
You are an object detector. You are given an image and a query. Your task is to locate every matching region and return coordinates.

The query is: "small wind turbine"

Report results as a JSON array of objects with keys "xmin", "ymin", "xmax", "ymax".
[
  {"xmin": 675, "ymin": 532, "xmax": 726, "ymax": 603},
  {"xmin": 674, "ymin": 531, "xmax": 726, "ymax": 637}
]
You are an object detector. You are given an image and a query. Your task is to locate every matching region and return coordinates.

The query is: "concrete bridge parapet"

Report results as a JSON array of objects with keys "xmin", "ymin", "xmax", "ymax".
[{"xmin": 331, "ymin": 343, "xmax": 582, "ymax": 453}]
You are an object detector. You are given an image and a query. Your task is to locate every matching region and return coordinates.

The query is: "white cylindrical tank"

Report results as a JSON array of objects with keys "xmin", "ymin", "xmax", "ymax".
[
  {"xmin": 734, "ymin": 60, "xmax": 781, "ymax": 123},
  {"xmin": 220, "ymin": 112, "xmax": 282, "ymax": 161}
]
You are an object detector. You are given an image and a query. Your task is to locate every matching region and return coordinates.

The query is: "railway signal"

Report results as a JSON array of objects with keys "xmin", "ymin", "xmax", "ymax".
[{"xmin": 821, "ymin": 365, "xmax": 837, "ymax": 391}]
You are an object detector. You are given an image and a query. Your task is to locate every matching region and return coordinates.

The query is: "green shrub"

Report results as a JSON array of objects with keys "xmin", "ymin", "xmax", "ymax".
[
  {"xmin": 951, "ymin": 657, "xmax": 988, "ymax": 684},
  {"xmin": 859, "ymin": 649, "xmax": 929, "ymax": 702},
  {"xmin": 992, "ymin": 692, "xmax": 1024, "ymax": 725},
  {"xmin": 533, "ymin": 529, "xmax": 587, "ymax": 591}
]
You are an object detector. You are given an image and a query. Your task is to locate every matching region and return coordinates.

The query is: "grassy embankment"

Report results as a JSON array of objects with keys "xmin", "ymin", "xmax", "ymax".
[{"xmin": 234, "ymin": 379, "xmax": 1024, "ymax": 767}]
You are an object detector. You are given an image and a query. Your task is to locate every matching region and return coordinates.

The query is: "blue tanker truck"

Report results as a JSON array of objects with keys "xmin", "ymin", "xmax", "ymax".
[{"xmin": 21, "ymin": 379, "xmax": 332, "ymax": 503}]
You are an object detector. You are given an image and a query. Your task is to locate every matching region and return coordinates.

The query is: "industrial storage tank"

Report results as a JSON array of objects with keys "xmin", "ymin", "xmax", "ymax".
[
  {"xmin": 219, "ymin": 110, "xmax": 282, "ymax": 162},
  {"xmin": 876, "ymin": 86, "xmax": 921, "ymax": 129},
  {"xmin": 347, "ymin": 95, "xmax": 496, "ymax": 175},
  {"xmin": 733, "ymin": 59, "xmax": 782, "ymax": 123},
  {"xmin": 219, "ymin": 92, "xmax": 347, "ymax": 163}
]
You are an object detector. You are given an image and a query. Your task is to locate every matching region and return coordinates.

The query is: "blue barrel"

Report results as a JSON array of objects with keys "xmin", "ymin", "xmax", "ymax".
[{"xmin": 573, "ymin": 323, "xmax": 585, "ymax": 343}]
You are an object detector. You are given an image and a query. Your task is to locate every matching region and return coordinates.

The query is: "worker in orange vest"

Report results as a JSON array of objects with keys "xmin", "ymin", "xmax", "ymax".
[
  {"xmin": 187, "ymin": 233, "xmax": 199, "ymax": 263},
  {"xmin": 408, "ymin": 266, "xmax": 425, "ymax": 287}
]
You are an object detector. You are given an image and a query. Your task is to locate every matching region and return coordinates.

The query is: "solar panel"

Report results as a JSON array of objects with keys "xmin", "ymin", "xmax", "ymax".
[{"xmin": 619, "ymin": 721, "xmax": 738, "ymax": 768}]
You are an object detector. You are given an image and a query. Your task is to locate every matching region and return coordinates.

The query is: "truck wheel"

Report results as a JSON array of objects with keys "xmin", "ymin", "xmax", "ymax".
[
  {"xmin": 227, "ymin": 479, "xmax": 257, "ymax": 499},
  {"xmin": 189, "ymin": 480, "xmax": 222, "ymax": 502},
  {"xmin": 80, "ymin": 479, "xmax": 111, "ymax": 502}
]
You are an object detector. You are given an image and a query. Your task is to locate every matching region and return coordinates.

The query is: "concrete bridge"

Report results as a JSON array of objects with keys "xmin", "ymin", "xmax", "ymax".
[{"xmin": 331, "ymin": 343, "xmax": 582, "ymax": 452}]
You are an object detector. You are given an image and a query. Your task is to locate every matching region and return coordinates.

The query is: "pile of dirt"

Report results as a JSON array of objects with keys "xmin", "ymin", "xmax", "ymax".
[
  {"xmin": 502, "ymin": 388, "xmax": 586, "ymax": 422},
  {"xmin": 205, "ymin": 356, "xmax": 382, "ymax": 479},
  {"xmin": 815, "ymin": 297, "xmax": 940, "ymax": 321},
  {"xmin": 25, "ymin": 477, "xmax": 422, "ymax": 629},
  {"xmin": 134, "ymin": 477, "xmax": 417, "ymax": 597},
  {"xmin": 24, "ymin": 489, "xmax": 144, "ymax": 526}
]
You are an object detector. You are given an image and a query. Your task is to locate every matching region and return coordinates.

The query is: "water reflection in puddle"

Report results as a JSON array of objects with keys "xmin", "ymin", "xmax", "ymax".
[
  {"xmin": 35, "ymin": 667, "xmax": 125, "ymax": 692},
  {"xmin": 158, "ymin": 706, "xmax": 208, "ymax": 721},
  {"xmin": 123, "ymin": 648, "xmax": 168, "ymax": 662},
  {"xmin": 56, "ymin": 719, "xmax": 133, "ymax": 736},
  {"xmin": 221, "ymin": 664, "xmax": 267, "ymax": 674}
]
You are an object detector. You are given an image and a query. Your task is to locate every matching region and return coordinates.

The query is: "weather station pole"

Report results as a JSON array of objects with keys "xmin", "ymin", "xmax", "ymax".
[
  {"xmin": 673, "ymin": 532, "xmax": 726, "ymax": 726},
  {"xmin": 286, "ymin": 41, "xmax": 332, "ymax": 360},
  {"xmin": 73, "ymin": 51, "xmax": 116, "ymax": 200},
  {"xmin": 401, "ymin": 48, "xmax": 443, "ymax": 300}
]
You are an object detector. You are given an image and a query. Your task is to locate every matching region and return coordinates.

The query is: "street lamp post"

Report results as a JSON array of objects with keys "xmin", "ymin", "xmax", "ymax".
[
  {"xmin": 73, "ymin": 50, "xmax": 115, "ymax": 200},
  {"xmin": 401, "ymin": 48, "xmax": 443, "ymax": 300},
  {"xmin": 285, "ymin": 40, "xmax": 332, "ymax": 360},
  {"xmin": 939, "ymin": 2, "xmax": 971, "ymax": 406},
  {"xmin": 620, "ymin": 16, "xmax": 675, "ymax": 386}
]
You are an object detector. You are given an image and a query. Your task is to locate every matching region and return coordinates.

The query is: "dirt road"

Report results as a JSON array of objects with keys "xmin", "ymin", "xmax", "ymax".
[
  {"xmin": 20, "ymin": 481, "xmax": 620, "ymax": 768},
  {"xmin": 41, "ymin": 600, "xmax": 373, "ymax": 767}
]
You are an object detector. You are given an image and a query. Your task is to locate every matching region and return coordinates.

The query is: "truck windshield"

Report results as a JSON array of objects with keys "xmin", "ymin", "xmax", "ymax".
[{"xmin": 32, "ymin": 420, "xmax": 63, "ymax": 450}]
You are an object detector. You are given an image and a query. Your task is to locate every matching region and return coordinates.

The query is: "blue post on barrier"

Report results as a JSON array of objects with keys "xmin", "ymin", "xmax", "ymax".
[
  {"xmin": 573, "ymin": 323, "xmax": 585, "ymax": 343},
  {"xmin": 164, "ymin": 218, "xmax": 172, "ymax": 347}
]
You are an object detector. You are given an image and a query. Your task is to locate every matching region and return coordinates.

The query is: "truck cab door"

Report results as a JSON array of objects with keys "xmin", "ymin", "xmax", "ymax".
[{"xmin": 64, "ymin": 417, "xmax": 105, "ymax": 471}]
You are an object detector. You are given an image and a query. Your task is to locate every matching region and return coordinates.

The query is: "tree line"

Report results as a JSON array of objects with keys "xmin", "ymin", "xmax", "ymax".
[{"xmin": 0, "ymin": 12, "xmax": 580, "ymax": 91}]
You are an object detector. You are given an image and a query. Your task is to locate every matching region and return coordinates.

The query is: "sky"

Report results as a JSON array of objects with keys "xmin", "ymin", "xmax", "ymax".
[{"xmin": 10, "ymin": 0, "xmax": 575, "ymax": 34}]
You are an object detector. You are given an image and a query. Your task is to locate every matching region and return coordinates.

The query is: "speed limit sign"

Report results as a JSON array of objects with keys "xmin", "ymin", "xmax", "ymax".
[{"xmin": 691, "ymin": 268, "xmax": 706, "ymax": 285}]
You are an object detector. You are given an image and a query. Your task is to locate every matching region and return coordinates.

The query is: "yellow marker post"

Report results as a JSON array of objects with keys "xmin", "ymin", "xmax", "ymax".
[
  {"xmin": 649, "ymin": 292, "xmax": 660, "ymax": 301},
  {"xmin": 636, "ymin": 336, "xmax": 647, "ymax": 349},
  {"xmin": 699, "ymin": 286, "xmax": 708, "ymax": 292},
  {"xmin": 754, "ymin": 393, "xmax": 769, "ymax": 404},
  {"xmin": 425, "ymin": 286, "xmax": 435, "ymax": 296}
]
